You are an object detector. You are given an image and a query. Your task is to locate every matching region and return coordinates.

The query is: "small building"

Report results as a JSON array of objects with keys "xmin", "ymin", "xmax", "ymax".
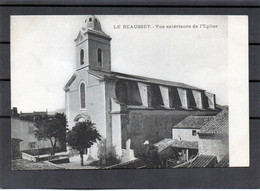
[
  {"xmin": 198, "ymin": 107, "xmax": 229, "ymax": 161},
  {"xmin": 155, "ymin": 115, "xmax": 214, "ymax": 164},
  {"xmin": 11, "ymin": 108, "xmax": 54, "ymax": 157},
  {"xmin": 155, "ymin": 138, "xmax": 198, "ymax": 164},
  {"xmin": 172, "ymin": 115, "xmax": 214, "ymax": 141},
  {"xmin": 174, "ymin": 107, "xmax": 229, "ymax": 168}
]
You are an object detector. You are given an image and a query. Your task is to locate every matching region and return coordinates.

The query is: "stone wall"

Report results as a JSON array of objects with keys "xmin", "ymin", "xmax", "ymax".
[
  {"xmin": 198, "ymin": 135, "xmax": 229, "ymax": 160},
  {"xmin": 121, "ymin": 109, "xmax": 219, "ymax": 149},
  {"xmin": 172, "ymin": 128, "xmax": 200, "ymax": 141}
]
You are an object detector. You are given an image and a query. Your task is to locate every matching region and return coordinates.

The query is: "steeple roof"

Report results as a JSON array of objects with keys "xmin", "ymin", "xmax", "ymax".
[
  {"xmin": 75, "ymin": 16, "xmax": 111, "ymax": 42},
  {"xmin": 84, "ymin": 15, "xmax": 102, "ymax": 31}
]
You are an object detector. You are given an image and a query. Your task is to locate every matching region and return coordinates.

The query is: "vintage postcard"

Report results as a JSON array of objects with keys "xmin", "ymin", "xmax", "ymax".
[{"xmin": 11, "ymin": 15, "xmax": 248, "ymax": 170}]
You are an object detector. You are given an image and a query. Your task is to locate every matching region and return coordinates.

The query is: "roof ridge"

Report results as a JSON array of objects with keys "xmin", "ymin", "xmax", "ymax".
[{"xmin": 111, "ymin": 71, "xmax": 203, "ymax": 90}]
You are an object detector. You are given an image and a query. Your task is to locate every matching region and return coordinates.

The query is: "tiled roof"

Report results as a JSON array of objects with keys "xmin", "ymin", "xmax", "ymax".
[
  {"xmin": 170, "ymin": 140, "xmax": 198, "ymax": 150},
  {"xmin": 174, "ymin": 155, "xmax": 218, "ymax": 168},
  {"xmin": 214, "ymin": 155, "xmax": 229, "ymax": 167},
  {"xmin": 173, "ymin": 116, "xmax": 214, "ymax": 129},
  {"xmin": 187, "ymin": 155, "xmax": 217, "ymax": 168},
  {"xmin": 19, "ymin": 111, "xmax": 47, "ymax": 116},
  {"xmin": 172, "ymin": 158, "xmax": 195, "ymax": 168},
  {"xmin": 154, "ymin": 138, "xmax": 198, "ymax": 153},
  {"xmin": 87, "ymin": 70, "xmax": 203, "ymax": 91},
  {"xmin": 104, "ymin": 159, "xmax": 146, "ymax": 169},
  {"xmin": 199, "ymin": 107, "xmax": 229, "ymax": 136},
  {"xmin": 154, "ymin": 138, "xmax": 176, "ymax": 153},
  {"xmin": 33, "ymin": 111, "xmax": 47, "ymax": 115},
  {"xmin": 188, "ymin": 155, "xmax": 217, "ymax": 168},
  {"xmin": 113, "ymin": 72, "xmax": 203, "ymax": 90}
]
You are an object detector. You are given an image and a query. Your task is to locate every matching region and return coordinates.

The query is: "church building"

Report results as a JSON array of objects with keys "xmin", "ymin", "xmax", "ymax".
[{"xmin": 64, "ymin": 16, "xmax": 221, "ymax": 161}]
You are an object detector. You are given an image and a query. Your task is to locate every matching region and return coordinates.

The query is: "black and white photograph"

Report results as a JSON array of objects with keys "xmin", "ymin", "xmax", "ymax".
[{"xmin": 10, "ymin": 15, "xmax": 249, "ymax": 170}]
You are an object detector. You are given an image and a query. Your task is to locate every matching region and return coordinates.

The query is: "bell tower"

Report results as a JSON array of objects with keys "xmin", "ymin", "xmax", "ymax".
[{"xmin": 75, "ymin": 16, "xmax": 112, "ymax": 73}]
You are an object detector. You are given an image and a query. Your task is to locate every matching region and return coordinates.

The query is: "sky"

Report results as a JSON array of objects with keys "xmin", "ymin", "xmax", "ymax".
[{"xmin": 11, "ymin": 15, "xmax": 228, "ymax": 113}]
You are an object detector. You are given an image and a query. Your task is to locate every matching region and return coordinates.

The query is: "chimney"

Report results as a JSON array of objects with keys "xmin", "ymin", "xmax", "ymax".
[{"xmin": 12, "ymin": 107, "xmax": 18, "ymax": 117}]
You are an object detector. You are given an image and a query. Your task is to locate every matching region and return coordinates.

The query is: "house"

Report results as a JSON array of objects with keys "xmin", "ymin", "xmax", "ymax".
[
  {"xmin": 11, "ymin": 107, "xmax": 53, "ymax": 157},
  {"xmin": 198, "ymin": 107, "xmax": 229, "ymax": 161},
  {"xmin": 154, "ymin": 138, "xmax": 198, "ymax": 164},
  {"xmin": 64, "ymin": 16, "xmax": 221, "ymax": 162},
  {"xmin": 172, "ymin": 115, "xmax": 214, "ymax": 141},
  {"xmin": 173, "ymin": 107, "xmax": 229, "ymax": 168},
  {"xmin": 155, "ymin": 115, "xmax": 213, "ymax": 163}
]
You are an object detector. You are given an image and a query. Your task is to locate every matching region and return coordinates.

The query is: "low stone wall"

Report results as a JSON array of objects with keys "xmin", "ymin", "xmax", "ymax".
[
  {"xmin": 21, "ymin": 152, "xmax": 70, "ymax": 163},
  {"xmin": 22, "ymin": 147, "xmax": 65, "ymax": 156},
  {"xmin": 50, "ymin": 157, "xmax": 70, "ymax": 164},
  {"xmin": 21, "ymin": 152, "xmax": 37, "ymax": 162}
]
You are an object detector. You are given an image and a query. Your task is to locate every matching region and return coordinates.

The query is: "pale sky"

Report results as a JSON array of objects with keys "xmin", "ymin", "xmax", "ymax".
[{"xmin": 11, "ymin": 15, "xmax": 228, "ymax": 113}]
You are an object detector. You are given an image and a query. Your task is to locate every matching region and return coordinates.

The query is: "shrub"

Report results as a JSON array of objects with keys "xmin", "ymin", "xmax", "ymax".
[{"xmin": 134, "ymin": 144, "xmax": 161, "ymax": 168}]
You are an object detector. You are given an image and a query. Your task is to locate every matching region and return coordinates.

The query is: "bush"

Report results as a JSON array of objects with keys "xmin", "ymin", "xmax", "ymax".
[
  {"xmin": 134, "ymin": 144, "xmax": 161, "ymax": 168},
  {"xmin": 89, "ymin": 154, "xmax": 121, "ymax": 167},
  {"xmin": 105, "ymin": 155, "xmax": 121, "ymax": 166}
]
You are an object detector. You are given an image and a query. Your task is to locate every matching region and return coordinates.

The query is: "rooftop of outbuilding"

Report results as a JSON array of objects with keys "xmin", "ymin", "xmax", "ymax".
[
  {"xmin": 214, "ymin": 155, "xmax": 229, "ymax": 167},
  {"xmin": 199, "ymin": 107, "xmax": 228, "ymax": 136},
  {"xmin": 154, "ymin": 138, "xmax": 198, "ymax": 153},
  {"xmin": 174, "ymin": 154, "xmax": 218, "ymax": 168},
  {"xmin": 173, "ymin": 116, "xmax": 214, "ymax": 129}
]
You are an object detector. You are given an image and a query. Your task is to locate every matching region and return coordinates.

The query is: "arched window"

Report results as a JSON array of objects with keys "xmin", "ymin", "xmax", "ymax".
[
  {"xmin": 80, "ymin": 83, "xmax": 86, "ymax": 109},
  {"xmin": 97, "ymin": 48, "xmax": 102, "ymax": 67},
  {"xmin": 80, "ymin": 49, "xmax": 84, "ymax": 65}
]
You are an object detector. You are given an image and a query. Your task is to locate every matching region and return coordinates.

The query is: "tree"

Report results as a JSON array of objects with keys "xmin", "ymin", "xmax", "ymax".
[
  {"xmin": 34, "ymin": 113, "xmax": 68, "ymax": 155},
  {"xmin": 53, "ymin": 113, "xmax": 67, "ymax": 151},
  {"xmin": 67, "ymin": 121, "xmax": 101, "ymax": 166}
]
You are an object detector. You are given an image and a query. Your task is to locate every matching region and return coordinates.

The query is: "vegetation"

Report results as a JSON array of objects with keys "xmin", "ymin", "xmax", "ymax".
[
  {"xmin": 53, "ymin": 113, "xmax": 67, "ymax": 151},
  {"xmin": 67, "ymin": 121, "xmax": 101, "ymax": 166},
  {"xmin": 34, "ymin": 113, "xmax": 68, "ymax": 155},
  {"xmin": 134, "ymin": 143, "xmax": 162, "ymax": 168}
]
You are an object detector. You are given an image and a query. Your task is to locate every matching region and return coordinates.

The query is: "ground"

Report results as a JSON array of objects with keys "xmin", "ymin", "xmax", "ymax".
[
  {"xmin": 12, "ymin": 159, "xmax": 64, "ymax": 170},
  {"xmin": 12, "ymin": 154, "xmax": 100, "ymax": 170},
  {"xmin": 12, "ymin": 152, "xmax": 120, "ymax": 170},
  {"xmin": 57, "ymin": 154, "xmax": 99, "ymax": 169}
]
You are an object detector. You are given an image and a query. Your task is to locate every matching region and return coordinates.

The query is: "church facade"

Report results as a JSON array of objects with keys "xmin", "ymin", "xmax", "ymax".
[{"xmin": 64, "ymin": 16, "xmax": 220, "ymax": 161}]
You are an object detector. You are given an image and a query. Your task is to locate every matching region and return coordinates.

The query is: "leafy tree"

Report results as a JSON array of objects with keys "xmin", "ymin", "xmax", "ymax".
[
  {"xmin": 134, "ymin": 143, "xmax": 161, "ymax": 168},
  {"xmin": 67, "ymin": 121, "xmax": 101, "ymax": 166},
  {"xmin": 34, "ymin": 113, "xmax": 68, "ymax": 155},
  {"xmin": 53, "ymin": 113, "xmax": 67, "ymax": 151}
]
